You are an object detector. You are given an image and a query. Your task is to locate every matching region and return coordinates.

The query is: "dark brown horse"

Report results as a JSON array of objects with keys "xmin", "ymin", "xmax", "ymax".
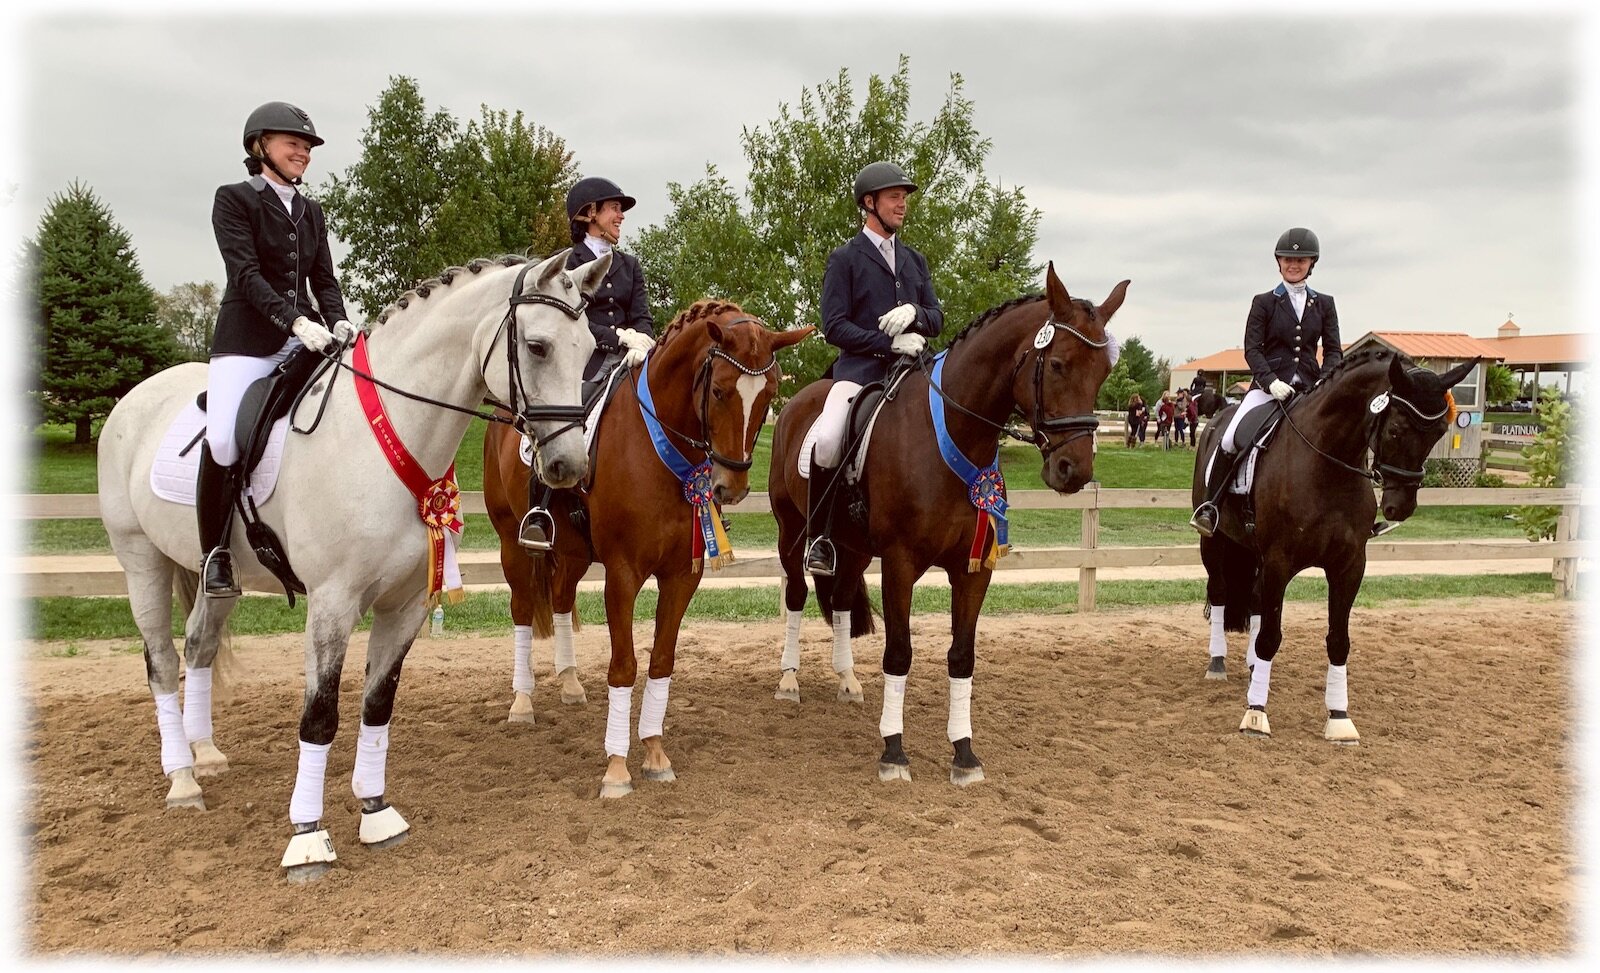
[
  {"xmin": 1195, "ymin": 350, "xmax": 1476, "ymax": 742},
  {"xmin": 1195, "ymin": 386, "xmax": 1226, "ymax": 419},
  {"xmin": 484, "ymin": 301, "xmax": 811, "ymax": 798},
  {"xmin": 769, "ymin": 263, "xmax": 1127, "ymax": 786}
]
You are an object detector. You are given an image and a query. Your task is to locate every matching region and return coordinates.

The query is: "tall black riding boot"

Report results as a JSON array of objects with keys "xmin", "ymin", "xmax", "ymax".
[
  {"xmin": 196, "ymin": 443, "xmax": 240, "ymax": 597},
  {"xmin": 804, "ymin": 450, "xmax": 838, "ymax": 577},
  {"xmin": 519, "ymin": 479, "xmax": 556, "ymax": 552},
  {"xmin": 1189, "ymin": 447, "xmax": 1236, "ymax": 538}
]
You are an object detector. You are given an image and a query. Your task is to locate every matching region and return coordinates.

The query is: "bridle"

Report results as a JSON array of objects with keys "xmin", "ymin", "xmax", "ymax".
[
  {"xmin": 924, "ymin": 311, "xmax": 1110, "ymax": 459},
  {"xmin": 633, "ymin": 315, "xmax": 778, "ymax": 473},
  {"xmin": 1278, "ymin": 382, "xmax": 1450, "ymax": 487}
]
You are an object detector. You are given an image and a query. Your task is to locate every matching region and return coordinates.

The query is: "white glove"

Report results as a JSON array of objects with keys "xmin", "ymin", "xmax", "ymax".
[
  {"xmin": 890, "ymin": 332, "xmax": 926, "ymax": 357},
  {"xmin": 291, "ymin": 316, "xmax": 334, "ymax": 353},
  {"xmin": 877, "ymin": 304, "xmax": 917, "ymax": 337},
  {"xmin": 332, "ymin": 319, "xmax": 359, "ymax": 343},
  {"xmin": 1269, "ymin": 379, "xmax": 1294, "ymax": 401},
  {"xmin": 616, "ymin": 328, "xmax": 655, "ymax": 369}
]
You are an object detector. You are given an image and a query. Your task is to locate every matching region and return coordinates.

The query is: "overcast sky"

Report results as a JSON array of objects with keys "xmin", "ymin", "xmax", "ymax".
[{"xmin": 2, "ymin": 0, "xmax": 1591, "ymax": 370}]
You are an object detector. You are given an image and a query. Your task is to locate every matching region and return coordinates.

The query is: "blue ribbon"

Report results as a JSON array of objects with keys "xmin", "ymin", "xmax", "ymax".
[
  {"xmin": 637, "ymin": 352, "xmax": 725, "ymax": 564},
  {"xmin": 927, "ymin": 351, "xmax": 1009, "ymax": 549}
]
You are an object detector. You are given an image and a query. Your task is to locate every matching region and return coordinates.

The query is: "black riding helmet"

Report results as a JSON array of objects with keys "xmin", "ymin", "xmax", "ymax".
[
  {"xmin": 243, "ymin": 101, "xmax": 323, "ymax": 154},
  {"xmin": 1274, "ymin": 227, "xmax": 1320, "ymax": 259},
  {"xmin": 852, "ymin": 161, "xmax": 918, "ymax": 208},
  {"xmin": 567, "ymin": 176, "xmax": 637, "ymax": 244}
]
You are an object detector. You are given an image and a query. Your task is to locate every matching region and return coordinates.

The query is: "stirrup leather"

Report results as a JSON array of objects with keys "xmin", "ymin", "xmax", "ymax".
[{"xmin": 518, "ymin": 507, "xmax": 555, "ymax": 552}]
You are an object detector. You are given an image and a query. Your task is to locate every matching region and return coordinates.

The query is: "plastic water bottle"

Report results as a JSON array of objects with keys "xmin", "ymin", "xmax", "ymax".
[{"xmin": 429, "ymin": 605, "xmax": 444, "ymax": 639}]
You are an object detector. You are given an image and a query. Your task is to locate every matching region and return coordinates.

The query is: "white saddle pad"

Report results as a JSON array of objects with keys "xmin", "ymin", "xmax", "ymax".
[
  {"xmin": 150, "ymin": 402, "xmax": 290, "ymax": 506},
  {"xmin": 796, "ymin": 394, "xmax": 884, "ymax": 483},
  {"xmin": 520, "ymin": 367, "xmax": 625, "ymax": 468},
  {"xmin": 1205, "ymin": 446, "xmax": 1261, "ymax": 496}
]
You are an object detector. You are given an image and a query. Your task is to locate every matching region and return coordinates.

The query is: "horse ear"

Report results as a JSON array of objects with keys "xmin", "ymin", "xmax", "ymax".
[
  {"xmin": 1044, "ymin": 261, "xmax": 1073, "ymax": 315},
  {"xmin": 1439, "ymin": 357, "xmax": 1480, "ymax": 388},
  {"xmin": 706, "ymin": 320, "xmax": 725, "ymax": 345},
  {"xmin": 771, "ymin": 324, "xmax": 815, "ymax": 349},
  {"xmin": 1098, "ymin": 280, "xmax": 1132, "ymax": 322},
  {"xmin": 533, "ymin": 249, "xmax": 569, "ymax": 289},
  {"xmin": 568, "ymin": 250, "xmax": 613, "ymax": 296}
]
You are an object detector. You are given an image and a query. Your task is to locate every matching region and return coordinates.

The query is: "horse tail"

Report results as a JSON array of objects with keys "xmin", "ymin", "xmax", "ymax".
[
  {"xmin": 523, "ymin": 553, "xmax": 558, "ymax": 639},
  {"xmin": 1217, "ymin": 538, "xmax": 1258, "ymax": 633},
  {"xmin": 172, "ymin": 567, "xmax": 240, "ymax": 698},
  {"xmin": 849, "ymin": 584, "xmax": 877, "ymax": 637}
]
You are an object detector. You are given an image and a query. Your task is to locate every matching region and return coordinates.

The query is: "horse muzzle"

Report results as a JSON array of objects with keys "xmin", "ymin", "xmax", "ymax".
[{"xmin": 1381, "ymin": 486, "xmax": 1420, "ymax": 523}]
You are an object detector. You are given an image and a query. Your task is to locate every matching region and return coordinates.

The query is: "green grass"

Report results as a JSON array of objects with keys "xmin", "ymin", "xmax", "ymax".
[{"xmin": 23, "ymin": 572, "xmax": 1556, "ymax": 644}]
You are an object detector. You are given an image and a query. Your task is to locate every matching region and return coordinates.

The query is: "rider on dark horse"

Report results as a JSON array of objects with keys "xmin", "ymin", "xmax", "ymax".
[
  {"xmin": 804, "ymin": 161, "xmax": 945, "ymax": 576},
  {"xmin": 519, "ymin": 175, "xmax": 658, "ymax": 550},
  {"xmin": 1189, "ymin": 227, "xmax": 1344, "ymax": 538},
  {"xmin": 201, "ymin": 102, "xmax": 357, "ymax": 598}
]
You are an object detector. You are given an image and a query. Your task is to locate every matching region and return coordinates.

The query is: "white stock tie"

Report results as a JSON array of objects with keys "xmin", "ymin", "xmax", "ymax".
[{"xmin": 881, "ymin": 238, "xmax": 895, "ymax": 274}]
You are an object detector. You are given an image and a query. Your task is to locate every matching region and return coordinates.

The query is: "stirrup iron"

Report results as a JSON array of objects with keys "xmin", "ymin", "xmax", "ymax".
[{"xmin": 518, "ymin": 507, "xmax": 555, "ymax": 552}]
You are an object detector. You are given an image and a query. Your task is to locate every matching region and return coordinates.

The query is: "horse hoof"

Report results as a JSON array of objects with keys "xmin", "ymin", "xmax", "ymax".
[
  {"xmin": 1325, "ymin": 717, "xmax": 1361, "ymax": 745},
  {"xmin": 1204, "ymin": 658, "xmax": 1227, "ymax": 681},
  {"xmin": 280, "ymin": 826, "xmax": 337, "ymax": 878},
  {"xmin": 164, "ymin": 769, "xmax": 205, "ymax": 810},
  {"xmin": 285, "ymin": 862, "xmax": 333, "ymax": 884},
  {"xmin": 508, "ymin": 693, "xmax": 536, "ymax": 724},
  {"xmin": 557, "ymin": 668, "xmax": 587, "ymax": 705},
  {"xmin": 774, "ymin": 687, "xmax": 801, "ymax": 702},
  {"xmin": 643, "ymin": 767, "xmax": 677, "ymax": 783},
  {"xmin": 1239, "ymin": 708, "xmax": 1272, "ymax": 738},
  {"xmin": 950, "ymin": 764, "xmax": 986, "ymax": 787},
  {"xmin": 836, "ymin": 676, "xmax": 864, "ymax": 703},
  {"xmin": 775, "ymin": 670, "xmax": 800, "ymax": 702},
  {"xmin": 191, "ymin": 739, "xmax": 229, "ymax": 777},
  {"xmin": 877, "ymin": 762, "xmax": 912, "ymax": 783},
  {"xmin": 359, "ymin": 804, "xmax": 410, "ymax": 847},
  {"xmin": 598, "ymin": 779, "xmax": 634, "ymax": 799}
]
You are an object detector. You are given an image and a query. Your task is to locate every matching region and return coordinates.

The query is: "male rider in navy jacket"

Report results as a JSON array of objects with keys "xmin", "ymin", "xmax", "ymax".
[{"xmin": 805, "ymin": 161, "xmax": 944, "ymax": 576}]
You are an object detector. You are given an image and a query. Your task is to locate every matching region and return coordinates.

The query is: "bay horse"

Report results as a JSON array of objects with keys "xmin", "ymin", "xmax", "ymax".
[
  {"xmin": 482, "ymin": 300, "xmax": 811, "ymax": 798},
  {"xmin": 1195, "ymin": 350, "xmax": 1477, "ymax": 742},
  {"xmin": 1195, "ymin": 386, "xmax": 1225, "ymax": 419},
  {"xmin": 97, "ymin": 250, "xmax": 607, "ymax": 879},
  {"xmin": 769, "ymin": 263, "xmax": 1127, "ymax": 785}
]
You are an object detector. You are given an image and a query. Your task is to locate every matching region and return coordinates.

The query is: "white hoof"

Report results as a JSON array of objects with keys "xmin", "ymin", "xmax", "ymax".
[
  {"xmin": 598, "ymin": 779, "xmax": 634, "ymax": 799},
  {"xmin": 557, "ymin": 667, "xmax": 586, "ymax": 705},
  {"xmin": 878, "ymin": 762, "xmax": 912, "ymax": 783},
  {"xmin": 281, "ymin": 827, "xmax": 337, "ymax": 881},
  {"xmin": 359, "ymin": 804, "xmax": 411, "ymax": 847},
  {"xmin": 950, "ymin": 764, "xmax": 986, "ymax": 787},
  {"xmin": 774, "ymin": 669, "xmax": 800, "ymax": 702},
  {"xmin": 836, "ymin": 668, "xmax": 864, "ymax": 703},
  {"xmin": 191, "ymin": 738, "xmax": 229, "ymax": 777},
  {"xmin": 508, "ymin": 692, "xmax": 536, "ymax": 724},
  {"xmin": 1324, "ymin": 716, "xmax": 1361, "ymax": 745},
  {"xmin": 1239, "ymin": 708, "xmax": 1272, "ymax": 738},
  {"xmin": 164, "ymin": 767, "xmax": 206, "ymax": 810}
]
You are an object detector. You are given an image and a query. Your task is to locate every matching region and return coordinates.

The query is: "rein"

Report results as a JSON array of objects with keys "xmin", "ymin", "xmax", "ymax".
[
  {"xmin": 630, "ymin": 316, "xmax": 778, "ymax": 473},
  {"xmin": 1275, "ymin": 385, "xmax": 1448, "ymax": 486}
]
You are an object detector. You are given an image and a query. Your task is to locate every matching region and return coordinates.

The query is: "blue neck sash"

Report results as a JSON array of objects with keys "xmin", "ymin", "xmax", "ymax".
[
  {"xmin": 927, "ymin": 351, "xmax": 1010, "ymax": 571},
  {"xmin": 636, "ymin": 351, "xmax": 732, "ymax": 571}
]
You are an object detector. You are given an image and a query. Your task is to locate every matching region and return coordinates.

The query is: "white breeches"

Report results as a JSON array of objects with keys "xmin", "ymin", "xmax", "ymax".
[
  {"xmin": 206, "ymin": 340, "xmax": 300, "ymax": 465},
  {"xmin": 811, "ymin": 381, "xmax": 862, "ymax": 470},
  {"xmin": 1220, "ymin": 387, "xmax": 1275, "ymax": 454}
]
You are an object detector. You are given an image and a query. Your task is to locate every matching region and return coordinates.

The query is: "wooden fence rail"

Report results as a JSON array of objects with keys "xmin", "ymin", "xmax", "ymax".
[{"xmin": 13, "ymin": 486, "xmax": 1589, "ymax": 607}]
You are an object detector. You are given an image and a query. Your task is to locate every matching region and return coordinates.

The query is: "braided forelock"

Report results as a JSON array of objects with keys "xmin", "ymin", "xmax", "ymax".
[{"xmin": 374, "ymin": 254, "xmax": 532, "ymax": 326}]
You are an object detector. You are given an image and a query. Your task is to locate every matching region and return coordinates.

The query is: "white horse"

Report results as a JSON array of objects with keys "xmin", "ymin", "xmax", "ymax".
[{"xmin": 96, "ymin": 250, "xmax": 606, "ymax": 881}]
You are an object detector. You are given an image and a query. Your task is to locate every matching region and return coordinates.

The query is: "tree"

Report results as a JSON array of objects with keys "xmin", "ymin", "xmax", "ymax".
[
  {"xmin": 633, "ymin": 57, "xmax": 1042, "ymax": 397},
  {"xmin": 1117, "ymin": 335, "xmax": 1163, "ymax": 405},
  {"xmin": 1097, "ymin": 359, "xmax": 1141, "ymax": 412},
  {"xmin": 29, "ymin": 182, "xmax": 180, "ymax": 444},
  {"xmin": 1513, "ymin": 388, "xmax": 1575, "ymax": 541},
  {"xmin": 154, "ymin": 281, "xmax": 220, "ymax": 361},
  {"xmin": 319, "ymin": 77, "xmax": 578, "ymax": 318},
  {"xmin": 1486, "ymin": 363, "xmax": 1518, "ymax": 406}
]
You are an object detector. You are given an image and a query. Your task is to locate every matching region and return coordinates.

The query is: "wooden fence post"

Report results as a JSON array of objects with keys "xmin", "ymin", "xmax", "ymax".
[
  {"xmin": 1553, "ymin": 502, "xmax": 1580, "ymax": 599},
  {"xmin": 1078, "ymin": 481, "xmax": 1100, "ymax": 613}
]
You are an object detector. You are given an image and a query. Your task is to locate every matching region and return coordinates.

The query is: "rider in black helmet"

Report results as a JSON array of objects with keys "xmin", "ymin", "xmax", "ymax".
[
  {"xmin": 802, "ymin": 161, "xmax": 945, "ymax": 577},
  {"xmin": 517, "ymin": 175, "xmax": 658, "ymax": 551},
  {"xmin": 199, "ymin": 101, "xmax": 355, "ymax": 597},
  {"xmin": 1189, "ymin": 226, "xmax": 1343, "ymax": 538}
]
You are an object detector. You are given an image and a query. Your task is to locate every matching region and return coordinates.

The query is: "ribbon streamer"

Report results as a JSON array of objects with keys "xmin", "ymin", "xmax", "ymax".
[{"xmin": 637, "ymin": 352, "xmax": 734, "ymax": 572}]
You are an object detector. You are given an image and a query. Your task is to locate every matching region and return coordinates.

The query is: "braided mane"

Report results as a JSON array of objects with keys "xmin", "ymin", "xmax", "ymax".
[{"xmin": 372, "ymin": 253, "xmax": 534, "ymax": 327}]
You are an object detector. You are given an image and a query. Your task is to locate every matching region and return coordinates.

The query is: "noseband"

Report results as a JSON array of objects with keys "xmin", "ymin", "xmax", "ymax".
[
  {"xmin": 639, "ymin": 316, "xmax": 779, "ymax": 474},
  {"xmin": 483, "ymin": 261, "xmax": 592, "ymax": 445}
]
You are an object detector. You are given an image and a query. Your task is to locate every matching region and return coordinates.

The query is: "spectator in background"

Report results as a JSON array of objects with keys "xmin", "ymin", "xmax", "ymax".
[{"xmin": 1126, "ymin": 392, "xmax": 1148, "ymax": 447}]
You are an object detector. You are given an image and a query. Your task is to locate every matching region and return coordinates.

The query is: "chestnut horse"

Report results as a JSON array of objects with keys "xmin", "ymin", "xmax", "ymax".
[
  {"xmin": 1195, "ymin": 350, "xmax": 1477, "ymax": 742},
  {"xmin": 769, "ymin": 263, "xmax": 1127, "ymax": 786},
  {"xmin": 484, "ymin": 300, "xmax": 811, "ymax": 797}
]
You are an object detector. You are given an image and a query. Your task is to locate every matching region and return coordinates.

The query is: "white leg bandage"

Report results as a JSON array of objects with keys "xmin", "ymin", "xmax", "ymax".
[
  {"xmin": 638, "ymin": 676, "xmax": 671, "ymax": 740},
  {"xmin": 182, "ymin": 667, "xmax": 214, "ymax": 743},
  {"xmin": 1325, "ymin": 664, "xmax": 1350, "ymax": 712},
  {"xmin": 879, "ymin": 672, "xmax": 908, "ymax": 738},
  {"xmin": 831, "ymin": 611, "xmax": 853, "ymax": 674},
  {"xmin": 1246, "ymin": 658, "xmax": 1273, "ymax": 708},
  {"xmin": 605, "ymin": 684, "xmax": 633, "ymax": 758},
  {"xmin": 1208, "ymin": 608, "xmax": 1227, "ymax": 659},
  {"xmin": 512, "ymin": 625, "xmax": 534, "ymax": 694},
  {"xmin": 350, "ymin": 722, "xmax": 389, "ymax": 800},
  {"xmin": 288, "ymin": 740, "xmax": 332, "ymax": 826},
  {"xmin": 553, "ymin": 613, "xmax": 576, "ymax": 672},
  {"xmin": 780, "ymin": 609, "xmax": 803, "ymax": 672},
  {"xmin": 1245, "ymin": 614, "xmax": 1262, "ymax": 669},
  {"xmin": 154, "ymin": 691, "xmax": 192, "ymax": 775},
  {"xmin": 947, "ymin": 676, "xmax": 973, "ymax": 742}
]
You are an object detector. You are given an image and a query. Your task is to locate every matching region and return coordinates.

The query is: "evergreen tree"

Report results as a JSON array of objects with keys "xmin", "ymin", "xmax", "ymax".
[{"xmin": 30, "ymin": 181, "xmax": 179, "ymax": 444}]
